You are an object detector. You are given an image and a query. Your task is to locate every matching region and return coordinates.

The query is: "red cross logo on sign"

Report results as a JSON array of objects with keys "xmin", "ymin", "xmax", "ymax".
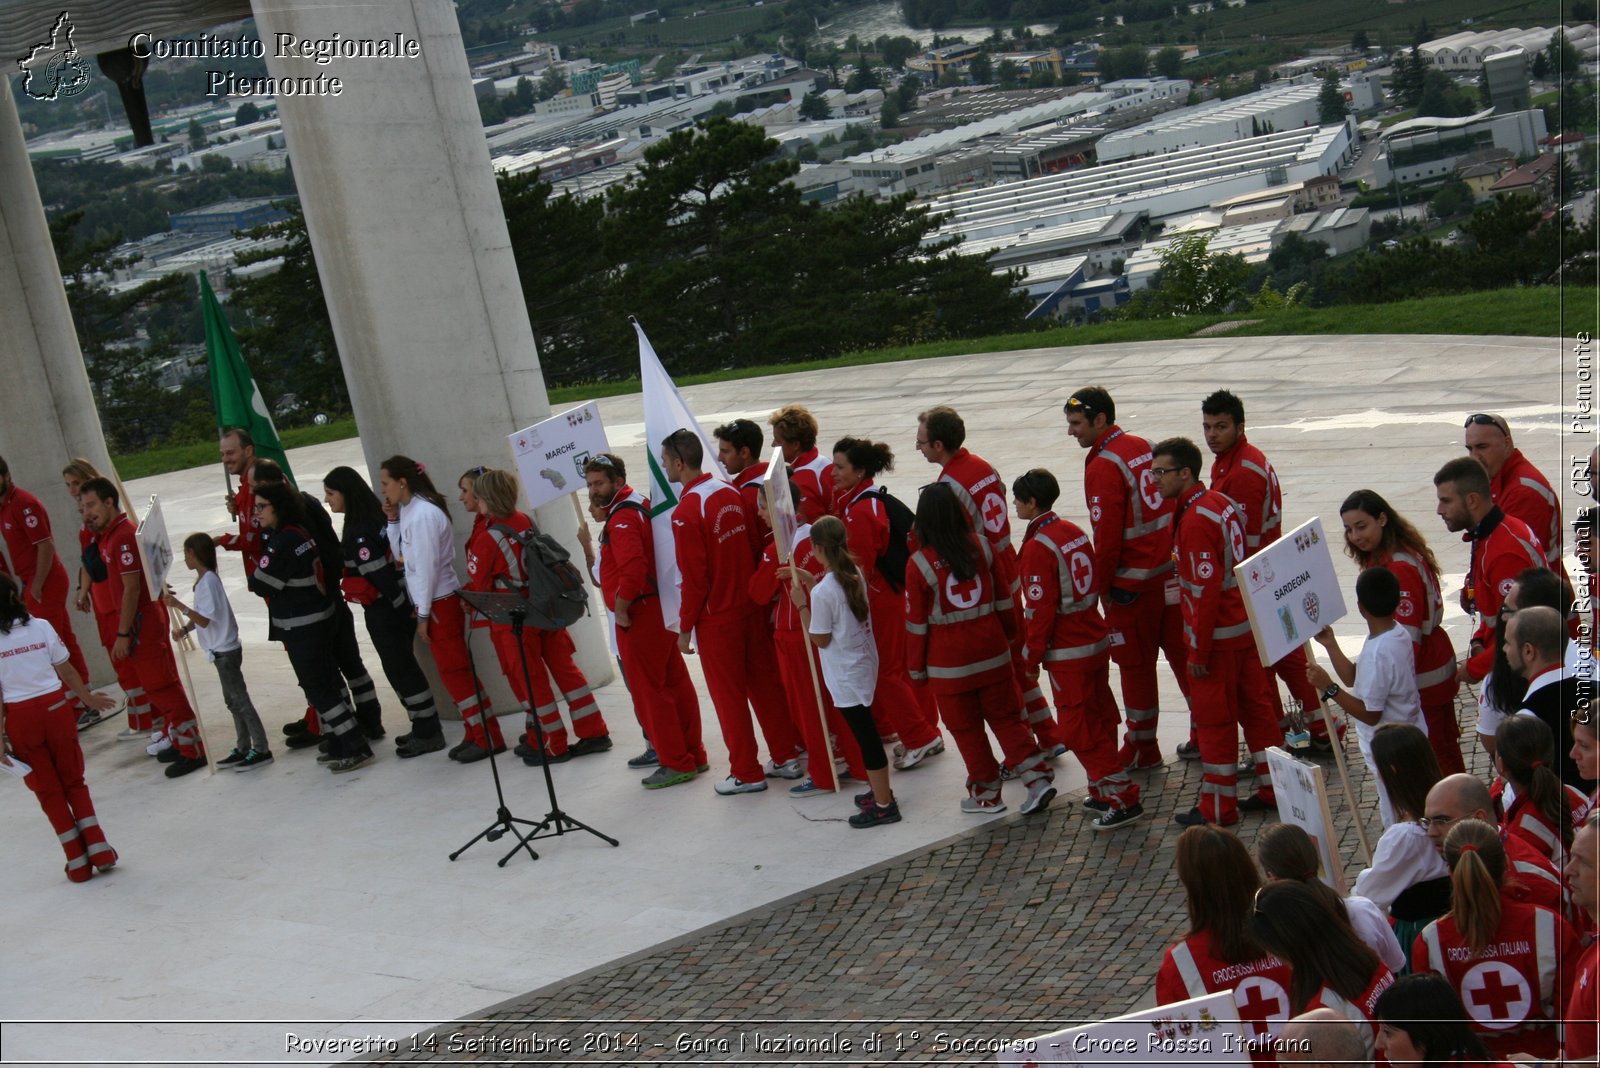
[
  {"xmin": 1139, "ymin": 468, "xmax": 1163, "ymax": 511},
  {"xmin": 1069, "ymin": 551, "xmax": 1093, "ymax": 596},
  {"xmin": 945, "ymin": 573, "xmax": 982, "ymax": 610},
  {"xmin": 1462, "ymin": 962, "xmax": 1531, "ymax": 1028},
  {"xmin": 1233, "ymin": 976, "xmax": 1290, "ymax": 1037},
  {"xmin": 980, "ymin": 494, "xmax": 1006, "ymax": 534}
]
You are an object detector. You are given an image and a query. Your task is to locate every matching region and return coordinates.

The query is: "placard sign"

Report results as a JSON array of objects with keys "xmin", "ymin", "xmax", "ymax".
[
  {"xmin": 1236, "ymin": 517, "xmax": 1348, "ymax": 667},
  {"xmin": 996, "ymin": 990, "xmax": 1251, "ymax": 1067},
  {"xmin": 1265, "ymin": 745, "xmax": 1348, "ymax": 895},
  {"xmin": 136, "ymin": 495, "xmax": 174, "ymax": 601},
  {"xmin": 508, "ymin": 402, "xmax": 611, "ymax": 511}
]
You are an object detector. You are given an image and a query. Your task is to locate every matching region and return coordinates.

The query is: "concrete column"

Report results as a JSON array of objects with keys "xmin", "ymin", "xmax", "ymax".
[
  {"xmin": 0, "ymin": 76, "xmax": 114, "ymax": 685},
  {"xmin": 249, "ymin": 0, "xmax": 614, "ymax": 698}
]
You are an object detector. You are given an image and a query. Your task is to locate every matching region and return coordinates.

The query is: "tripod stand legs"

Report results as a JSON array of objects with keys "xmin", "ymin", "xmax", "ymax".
[{"xmin": 451, "ymin": 805, "xmax": 541, "ymax": 864}]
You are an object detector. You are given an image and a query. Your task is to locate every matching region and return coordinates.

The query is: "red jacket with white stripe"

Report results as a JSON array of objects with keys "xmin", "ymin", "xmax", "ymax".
[
  {"xmin": 1501, "ymin": 783, "xmax": 1586, "ymax": 867},
  {"xmin": 788, "ymin": 447, "xmax": 834, "ymax": 525},
  {"xmin": 1466, "ymin": 508, "xmax": 1546, "ymax": 681},
  {"xmin": 903, "ymin": 535, "xmax": 1015, "ymax": 694},
  {"xmin": 749, "ymin": 524, "xmax": 819, "ymax": 634},
  {"xmin": 836, "ymin": 479, "xmax": 893, "ymax": 593},
  {"xmin": 1209, "ymin": 433, "xmax": 1283, "ymax": 553},
  {"xmin": 672, "ymin": 473, "xmax": 758, "ymax": 633},
  {"xmin": 939, "ymin": 448, "xmax": 1019, "ymax": 594},
  {"xmin": 732, "ymin": 462, "xmax": 771, "ymax": 543},
  {"xmin": 598, "ymin": 487, "xmax": 655, "ymax": 610},
  {"xmin": 1501, "ymin": 830, "xmax": 1568, "ymax": 916},
  {"xmin": 1156, "ymin": 930, "xmax": 1293, "ymax": 1058},
  {"xmin": 1017, "ymin": 512, "xmax": 1110, "ymax": 674},
  {"xmin": 1412, "ymin": 901, "xmax": 1578, "ymax": 1061},
  {"xmin": 1174, "ymin": 485, "xmax": 1252, "ymax": 667},
  {"xmin": 1493, "ymin": 449, "xmax": 1562, "ymax": 569},
  {"xmin": 1083, "ymin": 426, "xmax": 1176, "ymax": 596},
  {"xmin": 1304, "ymin": 965, "xmax": 1394, "ymax": 1058},
  {"xmin": 1370, "ymin": 549, "xmax": 1459, "ymax": 705}
]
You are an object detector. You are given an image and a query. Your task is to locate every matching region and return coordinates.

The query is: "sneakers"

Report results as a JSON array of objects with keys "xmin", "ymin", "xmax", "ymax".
[
  {"xmin": 1174, "ymin": 806, "xmax": 1237, "ymax": 828},
  {"xmin": 764, "ymin": 757, "xmax": 805, "ymax": 780},
  {"xmin": 1081, "ymin": 797, "xmax": 1111, "ymax": 813},
  {"xmin": 1020, "ymin": 780, "xmax": 1058, "ymax": 815},
  {"xmin": 235, "ymin": 749, "xmax": 274, "ymax": 771},
  {"xmin": 76, "ymin": 708, "xmax": 105, "ymax": 731},
  {"xmin": 1044, "ymin": 742, "xmax": 1068, "ymax": 760},
  {"xmin": 1092, "ymin": 803, "xmax": 1145, "ymax": 832},
  {"xmin": 146, "ymin": 736, "xmax": 173, "ymax": 757},
  {"xmin": 567, "ymin": 735, "xmax": 613, "ymax": 758},
  {"xmin": 695, "ymin": 762, "xmax": 711, "ymax": 774},
  {"xmin": 960, "ymin": 795, "xmax": 1007, "ymax": 815},
  {"xmin": 896, "ymin": 737, "xmax": 945, "ymax": 771},
  {"xmin": 523, "ymin": 748, "xmax": 572, "ymax": 766},
  {"xmin": 217, "ymin": 749, "xmax": 248, "ymax": 768},
  {"xmin": 713, "ymin": 775, "xmax": 768, "ymax": 795},
  {"xmin": 452, "ymin": 743, "xmax": 492, "ymax": 764},
  {"xmin": 116, "ymin": 726, "xmax": 145, "ymax": 741},
  {"xmin": 627, "ymin": 747, "xmax": 660, "ymax": 769},
  {"xmin": 362, "ymin": 724, "xmax": 387, "ymax": 741},
  {"xmin": 887, "ymin": 738, "xmax": 907, "ymax": 766},
  {"xmin": 156, "ymin": 746, "xmax": 182, "ymax": 765},
  {"xmin": 849, "ymin": 800, "xmax": 902, "ymax": 829},
  {"xmin": 1238, "ymin": 793, "xmax": 1275, "ymax": 814},
  {"xmin": 854, "ymin": 789, "xmax": 879, "ymax": 810},
  {"xmin": 514, "ymin": 740, "xmax": 536, "ymax": 759},
  {"xmin": 316, "ymin": 750, "xmax": 341, "ymax": 764},
  {"xmin": 641, "ymin": 765, "xmax": 695, "ymax": 790},
  {"xmin": 1122, "ymin": 751, "xmax": 1164, "ymax": 771},
  {"xmin": 164, "ymin": 755, "xmax": 207, "ymax": 778},
  {"xmin": 328, "ymin": 752, "xmax": 375, "ymax": 774},
  {"xmin": 283, "ymin": 720, "xmax": 311, "ymax": 737},
  {"xmin": 1176, "ymin": 740, "xmax": 1201, "ymax": 761},
  {"xmin": 395, "ymin": 734, "xmax": 446, "ymax": 758},
  {"xmin": 284, "ymin": 732, "xmax": 322, "ymax": 750},
  {"xmin": 788, "ymin": 777, "xmax": 832, "ymax": 797}
]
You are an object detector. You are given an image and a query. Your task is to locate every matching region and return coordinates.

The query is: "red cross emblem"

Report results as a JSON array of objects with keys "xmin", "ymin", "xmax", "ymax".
[
  {"xmin": 1069, "ymin": 550, "xmax": 1093, "ymax": 596},
  {"xmin": 980, "ymin": 493, "xmax": 1006, "ymax": 534},
  {"xmin": 945, "ymin": 572, "xmax": 982, "ymax": 609},
  {"xmin": 1138, "ymin": 468, "xmax": 1162, "ymax": 511},
  {"xmin": 1233, "ymin": 976, "xmax": 1289, "ymax": 1037},
  {"xmin": 1462, "ymin": 961, "xmax": 1530, "ymax": 1027}
]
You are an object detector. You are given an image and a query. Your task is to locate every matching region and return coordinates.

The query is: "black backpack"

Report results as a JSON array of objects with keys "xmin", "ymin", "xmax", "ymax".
[
  {"xmin": 488, "ymin": 522, "xmax": 589, "ymax": 631},
  {"xmin": 869, "ymin": 487, "xmax": 916, "ymax": 592}
]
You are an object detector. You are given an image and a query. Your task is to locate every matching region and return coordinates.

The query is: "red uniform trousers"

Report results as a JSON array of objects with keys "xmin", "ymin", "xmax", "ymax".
[
  {"xmin": 696, "ymin": 610, "xmax": 801, "ymax": 782},
  {"xmin": 867, "ymin": 583, "xmax": 942, "ymax": 748},
  {"xmin": 934, "ymin": 677, "xmax": 1051, "ymax": 804},
  {"xmin": 773, "ymin": 628, "xmax": 866, "ymax": 790},
  {"xmin": 488, "ymin": 625, "xmax": 606, "ymax": 756},
  {"xmin": 98, "ymin": 606, "xmax": 199, "ymax": 757},
  {"xmin": 1045, "ymin": 653, "xmax": 1139, "ymax": 807},
  {"xmin": 616, "ymin": 596, "xmax": 705, "ymax": 774},
  {"xmin": 1419, "ymin": 664, "xmax": 1466, "ymax": 776},
  {"xmin": 1190, "ymin": 645, "xmax": 1279, "ymax": 824},
  {"xmin": 26, "ymin": 567, "xmax": 87, "ymax": 682},
  {"xmin": 1106, "ymin": 588, "xmax": 1190, "ymax": 764},
  {"xmin": 90, "ymin": 606, "xmax": 154, "ymax": 731},
  {"xmin": 426, "ymin": 594, "xmax": 504, "ymax": 750},
  {"xmin": 1007, "ymin": 598, "xmax": 1063, "ymax": 753},
  {"xmin": 7, "ymin": 688, "xmax": 116, "ymax": 881}
]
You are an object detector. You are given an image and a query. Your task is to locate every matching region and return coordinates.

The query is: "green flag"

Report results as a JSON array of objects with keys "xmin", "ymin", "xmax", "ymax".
[{"xmin": 200, "ymin": 270, "xmax": 293, "ymax": 482}]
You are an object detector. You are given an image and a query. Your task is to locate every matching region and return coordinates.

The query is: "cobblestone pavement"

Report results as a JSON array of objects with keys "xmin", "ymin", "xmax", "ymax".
[{"xmin": 377, "ymin": 698, "xmax": 1494, "ymax": 1066}]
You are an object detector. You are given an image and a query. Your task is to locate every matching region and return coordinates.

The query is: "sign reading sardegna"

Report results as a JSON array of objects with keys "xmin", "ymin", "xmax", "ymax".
[{"xmin": 127, "ymin": 28, "xmax": 424, "ymax": 97}]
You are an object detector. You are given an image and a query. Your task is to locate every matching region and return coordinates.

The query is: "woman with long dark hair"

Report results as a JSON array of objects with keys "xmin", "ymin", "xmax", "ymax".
[
  {"xmin": 1374, "ymin": 973, "xmax": 1500, "ymax": 1067},
  {"xmin": 1496, "ymin": 714, "xmax": 1583, "ymax": 865},
  {"xmin": 0, "ymin": 573, "xmax": 118, "ymax": 881},
  {"xmin": 1256, "ymin": 822, "xmax": 1405, "ymax": 972},
  {"xmin": 379, "ymin": 455, "xmax": 505, "ymax": 762},
  {"xmin": 1341, "ymin": 489, "xmax": 1465, "ymax": 774},
  {"xmin": 904, "ymin": 482, "xmax": 1052, "ymax": 815},
  {"xmin": 1353, "ymin": 724, "xmax": 1450, "ymax": 952},
  {"xmin": 323, "ymin": 465, "xmax": 444, "ymax": 758},
  {"xmin": 248, "ymin": 482, "xmax": 374, "ymax": 773},
  {"xmin": 1157, "ymin": 826, "xmax": 1292, "ymax": 1059},
  {"xmin": 1412, "ymin": 818, "xmax": 1577, "ymax": 1061},
  {"xmin": 1248, "ymin": 880, "xmax": 1395, "ymax": 1057}
]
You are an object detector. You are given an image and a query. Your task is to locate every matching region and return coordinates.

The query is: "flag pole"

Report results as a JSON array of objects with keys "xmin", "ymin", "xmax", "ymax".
[
  {"xmin": 767, "ymin": 481, "xmax": 832, "ymax": 784},
  {"xmin": 1302, "ymin": 639, "xmax": 1372, "ymax": 866}
]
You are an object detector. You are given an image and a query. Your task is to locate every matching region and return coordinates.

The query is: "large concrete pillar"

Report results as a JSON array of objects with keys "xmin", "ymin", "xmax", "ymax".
[
  {"xmin": 0, "ymin": 76, "xmax": 114, "ymax": 685},
  {"xmin": 249, "ymin": 0, "xmax": 614, "ymax": 693}
]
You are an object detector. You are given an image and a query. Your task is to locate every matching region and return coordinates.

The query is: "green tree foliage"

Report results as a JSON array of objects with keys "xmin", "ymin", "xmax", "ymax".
[
  {"xmin": 1097, "ymin": 43, "xmax": 1149, "ymax": 81},
  {"xmin": 799, "ymin": 91, "xmax": 832, "ymax": 119},
  {"xmin": 1317, "ymin": 69, "xmax": 1348, "ymax": 124},
  {"xmin": 997, "ymin": 58, "xmax": 1022, "ymax": 89},
  {"xmin": 1154, "ymin": 46, "xmax": 1183, "ymax": 80},
  {"xmin": 1123, "ymin": 234, "xmax": 1249, "ymax": 317},
  {"xmin": 969, "ymin": 51, "xmax": 993, "ymax": 84},
  {"xmin": 881, "ymin": 95, "xmax": 902, "ymax": 127},
  {"xmin": 1549, "ymin": 30, "xmax": 1582, "ymax": 82},
  {"xmin": 1393, "ymin": 46, "xmax": 1427, "ymax": 109},
  {"xmin": 187, "ymin": 119, "xmax": 207, "ymax": 151},
  {"xmin": 1351, "ymin": 29, "xmax": 1369, "ymax": 52},
  {"xmin": 876, "ymin": 35, "xmax": 919, "ymax": 69},
  {"xmin": 897, "ymin": 75, "xmax": 922, "ymax": 111},
  {"xmin": 234, "ymin": 102, "xmax": 261, "ymax": 126},
  {"xmin": 1429, "ymin": 179, "xmax": 1474, "ymax": 219},
  {"xmin": 1531, "ymin": 51, "xmax": 1550, "ymax": 81}
]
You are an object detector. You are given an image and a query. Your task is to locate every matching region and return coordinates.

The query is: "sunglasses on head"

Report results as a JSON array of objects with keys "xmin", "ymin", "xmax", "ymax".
[{"xmin": 1464, "ymin": 413, "xmax": 1509, "ymax": 435}]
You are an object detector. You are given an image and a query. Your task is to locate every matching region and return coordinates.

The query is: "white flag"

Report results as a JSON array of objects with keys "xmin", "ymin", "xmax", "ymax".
[
  {"xmin": 636, "ymin": 321, "xmax": 727, "ymax": 634},
  {"xmin": 764, "ymin": 445, "xmax": 800, "ymax": 565}
]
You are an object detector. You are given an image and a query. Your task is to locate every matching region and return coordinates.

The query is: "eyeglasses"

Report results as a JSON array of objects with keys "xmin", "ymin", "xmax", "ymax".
[
  {"xmin": 1464, "ymin": 413, "xmax": 1509, "ymax": 435},
  {"xmin": 1149, "ymin": 466, "xmax": 1181, "ymax": 477},
  {"xmin": 914, "ymin": 437, "xmax": 930, "ymax": 447},
  {"xmin": 1417, "ymin": 814, "xmax": 1456, "ymax": 830},
  {"xmin": 251, "ymin": 502, "xmax": 269, "ymax": 512}
]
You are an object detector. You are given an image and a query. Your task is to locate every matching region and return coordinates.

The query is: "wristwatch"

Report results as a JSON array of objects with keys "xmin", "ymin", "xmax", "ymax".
[{"xmin": 1321, "ymin": 683, "xmax": 1341, "ymax": 701}]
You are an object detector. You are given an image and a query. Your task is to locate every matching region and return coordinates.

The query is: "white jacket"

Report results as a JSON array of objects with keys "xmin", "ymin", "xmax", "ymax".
[{"xmin": 388, "ymin": 498, "xmax": 459, "ymax": 615}]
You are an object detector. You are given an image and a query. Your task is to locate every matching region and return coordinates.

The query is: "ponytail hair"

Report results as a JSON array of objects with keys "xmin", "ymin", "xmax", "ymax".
[
  {"xmin": 380, "ymin": 455, "xmax": 450, "ymax": 518},
  {"xmin": 1496, "ymin": 714, "xmax": 1573, "ymax": 852},
  {"xmin": 1442, "ymin": 819, "xmax": 1505, "ymax": 955},
  {"xmin": 810, "ymin": 516, "xmax": 869, "ymax": 623},
  {"xmin": 0, "ymin": 573, "xmax": 29, "ymax": 634},
  {"xmin": 832, "ymin": 437, "xmax": 894, "ymax": 479}
]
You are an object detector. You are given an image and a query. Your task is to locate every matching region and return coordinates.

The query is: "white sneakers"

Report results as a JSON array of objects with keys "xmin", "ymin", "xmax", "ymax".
[
  {"xmin": 713, "ymin": 775, "xmax": 768, "ymax": 795},
  {"xmin": 895, "ymin": 737, "xmax": 945, "ymax": 771},
  {"xmin": 763, "ymin": 757, "xmax": 805, "ymax": 780}
]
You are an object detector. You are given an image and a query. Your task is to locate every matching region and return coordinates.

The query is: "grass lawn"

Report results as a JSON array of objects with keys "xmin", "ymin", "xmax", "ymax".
[{"xmin": 113, "ymin": 287, "xmax": 1595, "ymax": 477}]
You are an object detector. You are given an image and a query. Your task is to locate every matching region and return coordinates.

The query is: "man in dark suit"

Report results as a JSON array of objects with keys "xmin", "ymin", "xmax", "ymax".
[{"xmin": 1509, "ymin": 604, "xmax": 1594, "ymax": 791}]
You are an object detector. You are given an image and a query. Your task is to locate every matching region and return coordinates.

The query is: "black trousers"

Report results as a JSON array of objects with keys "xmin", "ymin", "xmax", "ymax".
[
  {"xmin": 285, "ymin": 623, "xmax": 370, "ymax": 758},
  {"xmin": 363, "ymin": 599, "xmax": 441, "ymax": 735},
  {"xmin": 331, "ymin": 601, "xmax": 383, "ymax": 732}
]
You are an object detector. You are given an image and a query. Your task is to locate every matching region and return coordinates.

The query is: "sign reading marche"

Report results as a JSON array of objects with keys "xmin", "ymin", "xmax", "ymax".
[
  {"xmin": 1265, "ymin": 746, "xmax": 1349, "ymax": 895},
  {"xmin": 136, "ymin": 496, "xmax": 174, "ymax": 603},
  {"xmin": 999, "ymin": 990, "xmax": 1253, "ymax": 1066},
  {"xmin": 509, "ymin": 404, "xmax": 612, "ymax": 511},
  {"xmin": 1236, "ymin": 517, "xmax": 1347, "ymax": 667}
]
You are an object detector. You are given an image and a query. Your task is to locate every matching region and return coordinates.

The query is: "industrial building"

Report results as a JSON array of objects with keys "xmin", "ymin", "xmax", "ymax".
[
  {"xmin": 1420, "ymin": 24, "xmax": 1597, "ymax": 72},
  {"xmin": 1372, "ymin": 108, "xmax": 1549, "ymax": 187}
]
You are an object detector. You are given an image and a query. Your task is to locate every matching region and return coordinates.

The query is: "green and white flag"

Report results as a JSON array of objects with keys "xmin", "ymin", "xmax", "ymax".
[
  {"xmin": 636, "ymin": 320, "xmax": 725, "ymax": 634},
  {"xmin": 201, "ymin": 271, "xmax": 293, "ymax": 482}
]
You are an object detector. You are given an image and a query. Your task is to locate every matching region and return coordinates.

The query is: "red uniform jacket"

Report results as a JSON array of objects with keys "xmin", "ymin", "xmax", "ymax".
[
  {"xmin": 1566, "ymin": 940, "xmax": 1600, "ymax": 1063},
  {"xmin": 1372, "ymin": 549, "xmax": 1460, "ymax": 704},
  {"xmin": 1083, "ymin": 426, "xmax": 1176, "ymax": 597},
  {"xmin": 598, "ymin": 487, "xmax": 655, "ymax": 610},
  {"xmin": 1502, "ymin": 784, "xmax": 1586, "ymax": 866},
  {"xmin": 939, "ymin": 448, "xmax": 1019, "ymax": 594},
  {"xmin": 837, "ymin": 480, "xmax": 893, "ymax": 593},
  {"xmin": 672, "ymin": 473, "xmax": 757, "ymax": 633},
  {"xmin": 1156, "ymin": 930, "xmax": 1293, "ymax": 1051},
  {"xmin": 0, "ymin": 484, "xmax": 63, "ymax": 587},
  {"xmin": 788, "ymin": 447, "xmax": 834, "ymax": 525},
  {"xmin": 1305, "ymin": 965, "xmax": 1395, "ymax": 1054},
  {"xmin": 1210, "ymin": 434, "xmax": 1283, "ymax": 553},
  {"xmin": 1017, "ymin": 511, "xmax": 1110, "ymax": 673},
  {"xmin": 903, "ymin": 535, "xmax": 1015, "ymax": 694},
  {"xmin": 732, "ymin": 462, "xmax": 771, "ymax": 543},
  {"xmin": 749, "ymin": 524, "xmax": 819, "ymax": 634},
  {"xmin": 1413, "ymin": 901, "xmax": 1578, "ymax": 1061},
  {"xmin": 1465, "ymin": 508, "xmax": 1546, "ymax": 681},
  {"xmin": 1501, "ymin": 831, "xmax": 1568, "ymax": 915},
  {"xmin": 89, "ymin": 514, "xmax": 152, "ymax": 618},
  {"xmin": 1492, "ymin": 449, "xmax": 1562, "ymax": 569},
  {"xmin": 217, "ymin": 479, "xmax": 263, "ymax": 576},
  {"xmin": 1173, "ymin": 485, "xmax": 1252, "ymax": 667}
]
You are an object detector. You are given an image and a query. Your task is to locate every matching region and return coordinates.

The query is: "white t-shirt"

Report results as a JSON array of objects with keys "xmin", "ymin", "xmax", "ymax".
[
  {"xmin": 0, "ymin": 616, "xmax": 69, "ymax": 703},
  {"xmin": 1351, "ymin": 624, "xmax": 1426, "ymax": 752},
  {"xmin": 1344, "ymin": 893, "xmax": 1407, "ymax": 972},
  {"xmin": 1351, "ymin": 819, "xmax": 1448, "ymax": 911},
  {"xmin": 808, "ymin": 572, "xmax": 878, "ymax": 708},
  {"xmin": 191, "ymin": 569, "xmax": 241, "ymax": 660}
]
